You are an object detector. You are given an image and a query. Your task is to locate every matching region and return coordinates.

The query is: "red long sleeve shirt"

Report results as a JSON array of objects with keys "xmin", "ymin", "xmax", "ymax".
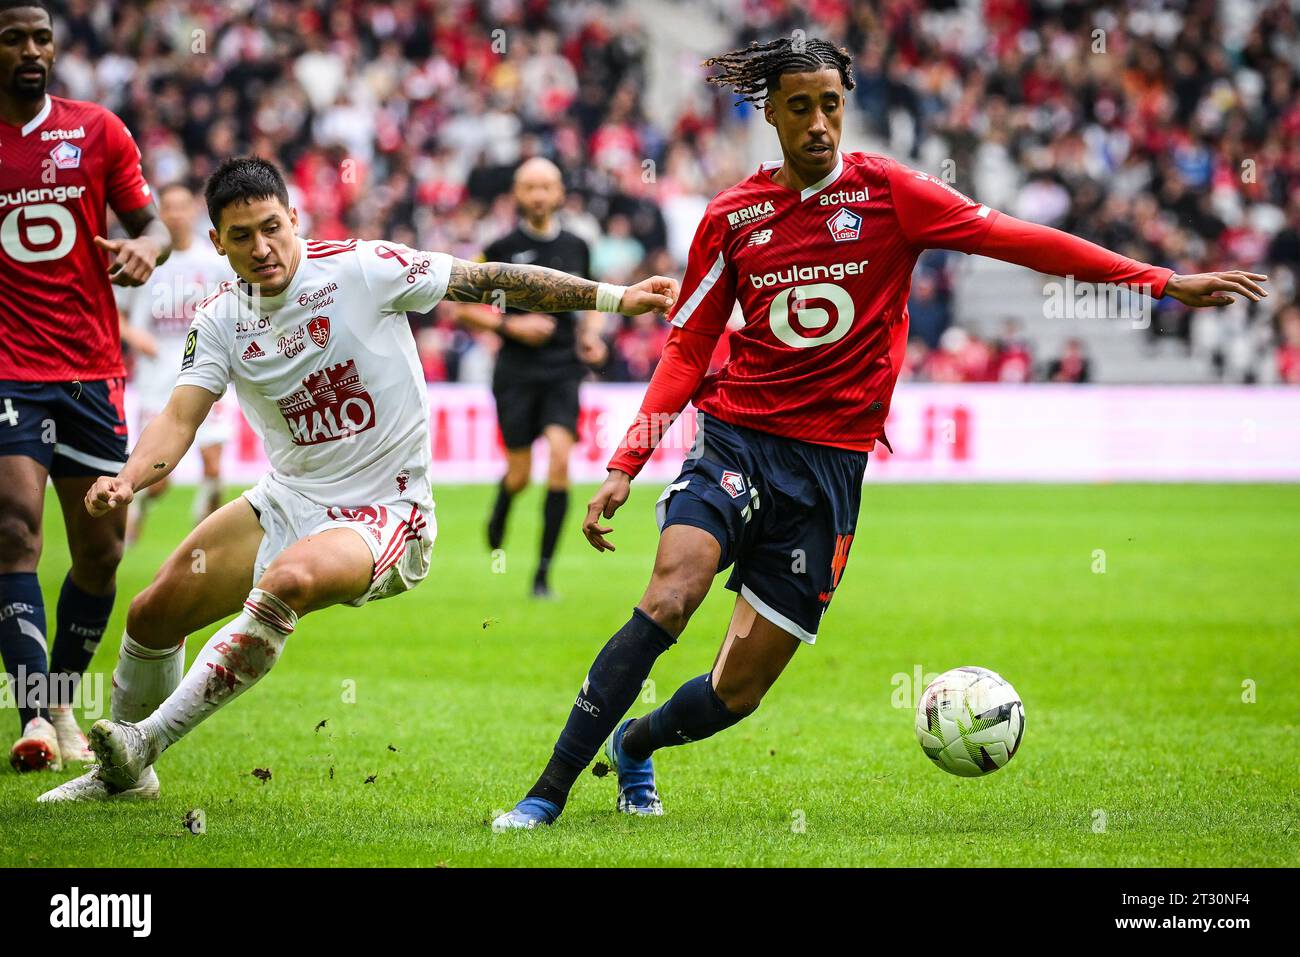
[{"xmin": 609, "ymin": 152, "xmax": 1173, "ymax": 477}]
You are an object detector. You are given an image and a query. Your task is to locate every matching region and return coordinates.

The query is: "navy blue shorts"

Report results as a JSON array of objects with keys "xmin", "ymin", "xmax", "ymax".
[
  {"xmin": 0, "ymin": 379, "xmax": 129, "ymax": 478},
  {"xmin": 657, "ymin": 413, "xmax": 867, "ymax": 644}
]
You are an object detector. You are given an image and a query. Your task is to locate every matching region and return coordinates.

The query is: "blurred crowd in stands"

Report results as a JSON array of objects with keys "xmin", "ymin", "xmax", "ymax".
[{"xmin": 51, "ymin": 0, "xmax": 1300, "ymax": 384}]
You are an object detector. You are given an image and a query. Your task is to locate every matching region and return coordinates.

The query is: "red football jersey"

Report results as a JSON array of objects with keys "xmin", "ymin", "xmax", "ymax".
[
  {"xmin": 0, "ymin": 96, "xmax": 153, "ymax": 381},
  {"xmin": 669, "ymin": 150, "xmax": 997, "ymax": 452}
]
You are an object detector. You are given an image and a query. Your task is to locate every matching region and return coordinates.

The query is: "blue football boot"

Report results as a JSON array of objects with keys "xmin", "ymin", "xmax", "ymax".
[
  {"xmin": 604, "ymin": 718, "xmax": 664, "ymax": 816},
  {"xmin": 491, "ymin": 796, "xmax": 561, "ymax": 830}
]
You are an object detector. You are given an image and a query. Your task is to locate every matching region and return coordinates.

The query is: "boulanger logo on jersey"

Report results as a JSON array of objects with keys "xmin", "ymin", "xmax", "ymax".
[
  {"xmin": 0, "ymin": 186, "xmax": 86, "ymax": 264},
  {"xmin": 275, "ymin": 360, "xmax": 377, "ymax": 445},
  {"xmin": 747, "ymin": 259, "xmax": 870, "ymax": 288},
  {"xmin": 747, "ymin": 259, "xmax": 869, "ymax": 350}
]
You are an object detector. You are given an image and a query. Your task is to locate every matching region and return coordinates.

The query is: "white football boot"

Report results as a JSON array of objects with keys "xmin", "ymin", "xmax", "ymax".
[
  {"xmin": 37, "ymin": 765, "xmax": 160, "ymax": 803},
  {"xmin": 48, "ymin": 706, "xmax": 94, "ymax": 764},
  {"xmin": 88, "ymin": 719, "xmax": 160, "ymax": 791},
  {"xmin": 9, "ymin": 716, "xmax": 62, "ymax": 772}
]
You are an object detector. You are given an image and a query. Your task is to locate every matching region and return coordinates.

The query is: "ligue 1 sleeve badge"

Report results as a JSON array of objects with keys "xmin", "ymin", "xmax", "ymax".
[
  {"xmin": 826, "ymin": 207, "xmax": 862, "ymax": 242},
  {"xmin": 308, "ymin": 315, "xmax": 331, "ymax": 348}
]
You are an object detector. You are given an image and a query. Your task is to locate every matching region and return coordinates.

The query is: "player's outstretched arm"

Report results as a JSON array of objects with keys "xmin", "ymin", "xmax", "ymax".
[
  {"xmin": 977, "ymin": 213, "xmax": 1268, "ymax": 305},
  {"xmin": 85, "ymin": 385, "xmax": 216, "ymax": 517},
  {"xmin": 444, "ymin": 258, "xmax": 678, "ymax": 315},
  {"xmin": 889, "ymin": 164, "xmax": 1269, "ymax": 305}
]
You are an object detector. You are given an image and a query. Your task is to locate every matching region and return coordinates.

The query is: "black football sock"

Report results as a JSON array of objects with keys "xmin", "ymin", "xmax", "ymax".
[
  {"xmin": 49, "ymin": 574, "xmax": 115, "ymax": 707},
  {"xmin": 487, "ymin": 480, "xmax": 515, "ymax": 550},
  {"xmin": 535, "ymin": 489, "xmax": 569, "ymax": 586},
  {"xmin": 621, "ymin": 673, "xmax": 750, "ymax": 762},
  {"xmin": 0, "ymin": 572, "xmax": 49, "ymax": 728},
  {"xmin": 527, "ymin": 608, "xmax": 676, "ymax": 809}
]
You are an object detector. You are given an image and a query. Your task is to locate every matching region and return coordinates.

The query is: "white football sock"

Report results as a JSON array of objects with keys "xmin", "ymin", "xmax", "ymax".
[
  {"xmin": 111, "ymin": 633, "xmax": 185, "ymax": 723},
  {"xmin": 139, "ymin": 588, "xmax": 296, "ymax": 754}
]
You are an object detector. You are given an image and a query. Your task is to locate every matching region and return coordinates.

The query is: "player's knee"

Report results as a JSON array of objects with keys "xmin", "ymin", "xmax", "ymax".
[
  {"xmin": 711, "ymin": 673, "xmax": 764, "ymax": 718},
  {"xmin": 503, "ymin": 464, "xmax": 529, "ymax": 494},
  {"xmin": 126, "ymin": 583, "xmax": 177, "ymax": 648},
  {"xmin": 639, "ymin": 582, "xmax": 706, "ymax": 636},
  {"xmin": 69, "ymin": 535, "xmax": 124, "ymax": 589},
  {"xmin": 545, "ymin": 462, "xmax": 569, "ymax": 489},
  {"xmin": 255, "ymin": 562, "xmax": 315, "ymax": 612},
  {"xmin": 0, "ymin": 510, "xmax": 40, "ymax": 570}
]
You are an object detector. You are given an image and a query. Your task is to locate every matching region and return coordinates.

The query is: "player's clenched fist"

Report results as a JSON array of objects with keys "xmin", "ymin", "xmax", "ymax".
[
  {"xmin": 620, "ymin": 276, "xmax": 679, "ymax": 316},
  {"xmin": 85, "ymin": 475, "xmax": 135, "ymax": 517}
]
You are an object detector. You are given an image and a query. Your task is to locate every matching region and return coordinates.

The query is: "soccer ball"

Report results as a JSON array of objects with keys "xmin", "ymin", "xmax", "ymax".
[{"xmin": 915, "ymin": 666, "xmax": 1024, "ymax": 777}]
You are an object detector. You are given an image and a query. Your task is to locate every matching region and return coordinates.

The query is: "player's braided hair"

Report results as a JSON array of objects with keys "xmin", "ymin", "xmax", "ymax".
[{"xmin": 703, "ymin": 36, "xmax": 855, "ymax": 108}]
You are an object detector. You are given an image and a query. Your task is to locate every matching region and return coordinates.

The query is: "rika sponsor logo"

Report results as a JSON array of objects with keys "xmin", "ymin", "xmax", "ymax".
[
  {"xmin": 748, "ymin": 258, "xmax": 870, "ymax": 288},
  {"xmin": 275, "ymin": 360, "xmax": 377, "ymax": 446},
  {"xmin": 826, "ymin": 207, "xmax": 862, "ymax": 242},
  {"xmin": 818, "ymin": 187, "xmax": 868, "ymax": 206},
  {"xmin": 40, "ymin": 126, "xmax": 85, "ymax": 141},
  {"xmin": 720, "ymin": 470, "xmax": 745, "ymax": 498},
  {"xmin": 241, "ymin": 339, "xmax": 266, "ymax": 360},
  {"xmin": 308, "ymin": 315, "xmax": 330, "ymax": 348},
  {"xmin": 49, "ymin": 142, "xmax": 81, "ymax": 170},
  {"xmin": 727, "ymin": 199, "xmax": 775, "ymax": 229},
  {"xmin": 0, "ymin": 185, "xmax": 86, "ymax": 209}
]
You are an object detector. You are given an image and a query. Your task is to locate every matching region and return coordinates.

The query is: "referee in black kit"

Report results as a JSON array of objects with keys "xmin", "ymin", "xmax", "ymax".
[{"xmin": 455, "ymin": 158, "xmax": 608, "ymax": 597}]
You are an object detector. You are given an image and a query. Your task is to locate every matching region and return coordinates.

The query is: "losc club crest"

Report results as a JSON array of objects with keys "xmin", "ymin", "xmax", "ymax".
[
  {"xmin": 826, "ymin": 207, "xmax": 862, "ymax": 243},
  {"xmin": 49, "ymin": 141, "xmax": 81, "ymax": 170},
  {"xmin": 720, "ymin": 470, "xmax": 745, "ymax": 498},
  {"xmin": 307, "ymin": 315, "xmax": 330, "ymax": 348}
]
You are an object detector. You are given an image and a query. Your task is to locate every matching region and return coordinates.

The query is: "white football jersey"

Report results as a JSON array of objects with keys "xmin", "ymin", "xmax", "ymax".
[
  {"xmin": 175, "ymin": 238, "xmax": 452, "ymax": 507},
  {"xmin": 122, "ymin": 242, "xmax": 231, "ymax": 408}
]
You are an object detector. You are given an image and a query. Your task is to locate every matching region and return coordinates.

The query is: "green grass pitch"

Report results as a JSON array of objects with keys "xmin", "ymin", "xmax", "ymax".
[{"xmin": 2, "ymin": 482, "xmax": 1297, "ymax": 867}]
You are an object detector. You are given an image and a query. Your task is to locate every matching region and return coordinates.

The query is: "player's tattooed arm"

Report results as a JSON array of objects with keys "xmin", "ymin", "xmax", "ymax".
[
  {"xmin": 445, "ymin": 259, "xmax": 679, "ymax": 316},
  {"xmin": 445, "ymin": 259, "xmax": 600, "ymax": 311}
]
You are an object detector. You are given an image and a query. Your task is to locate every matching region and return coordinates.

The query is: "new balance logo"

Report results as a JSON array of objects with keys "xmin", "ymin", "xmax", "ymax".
[
  {"xmin": 747, "ymin": 229, "xmax": 773, "ymax": 246},
  {"xmin": 241, "ymin": 340, "xmax": 266, "ymax": 360},
  {"xmin": 727, "ymin": 200, "xmax": 775, "ymax": 229}
]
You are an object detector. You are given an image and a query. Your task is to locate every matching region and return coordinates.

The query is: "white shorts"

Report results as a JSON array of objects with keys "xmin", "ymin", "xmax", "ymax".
[{"xmin": 243, "ymin": 473, "xmax": 435, "ymax": 607}]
